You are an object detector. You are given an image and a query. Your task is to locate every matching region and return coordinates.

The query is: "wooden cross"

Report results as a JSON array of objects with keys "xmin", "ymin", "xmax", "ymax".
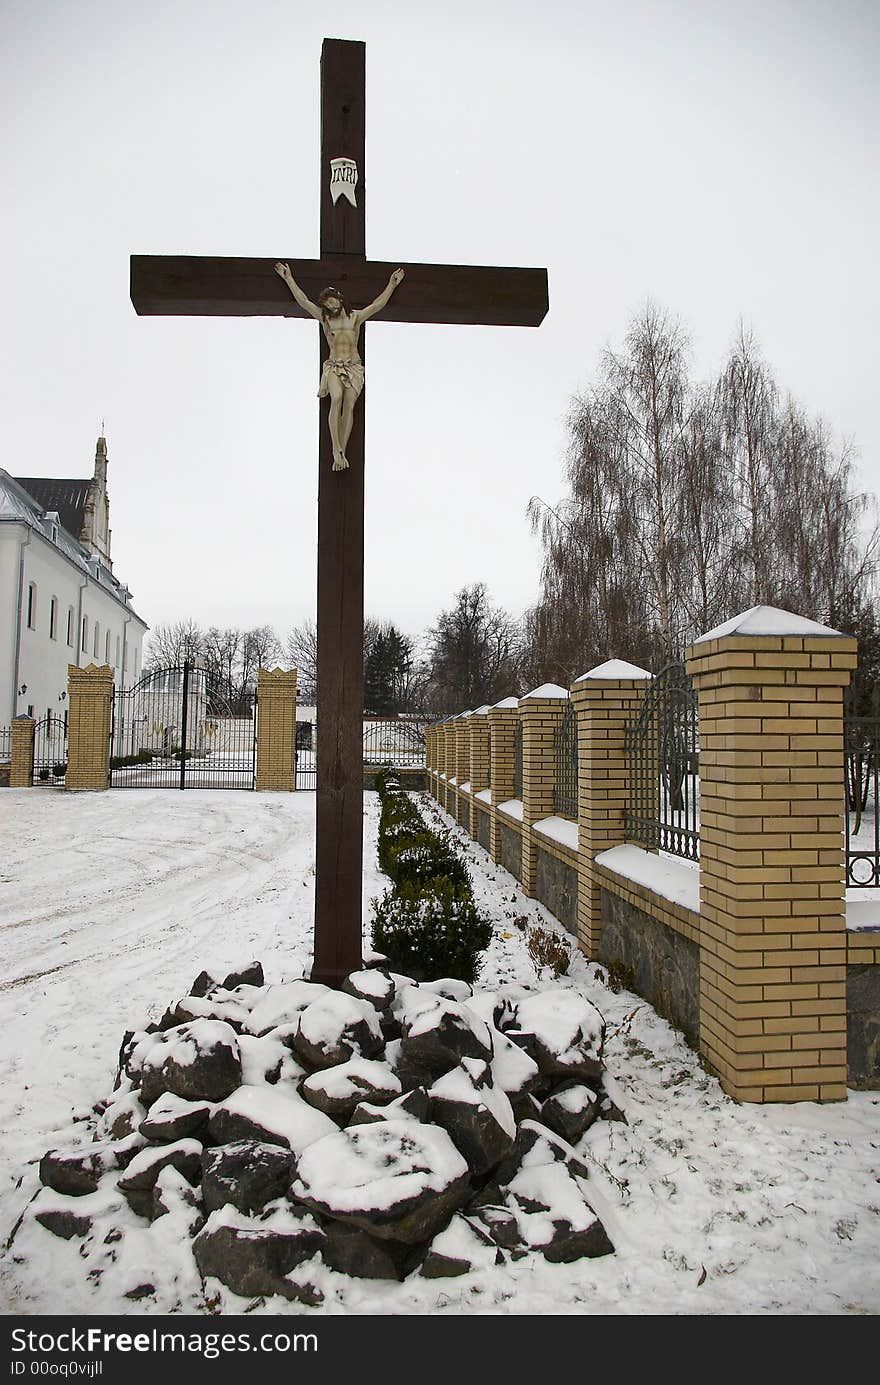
[{"xmin": 130, "ymin": 37, "xmax": 548, "ymax": 987}]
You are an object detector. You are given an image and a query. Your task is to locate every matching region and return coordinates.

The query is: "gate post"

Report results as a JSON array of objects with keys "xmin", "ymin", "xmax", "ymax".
[
  {"xmin": 256, "ymin": 668, "xmax": 298, "ymax": 791},
  {"xmin": 10, "ymin": 716, "xmax": 36, "ymax": 788},
  {"xmin": 65, "ymin": 664, "xmax": 113, "ymax": 791}
]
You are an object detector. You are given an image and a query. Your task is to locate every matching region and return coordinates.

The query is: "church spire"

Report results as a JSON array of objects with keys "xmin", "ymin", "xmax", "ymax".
[{"xmin": 94, "ymin": 433, "xmax": 108, "ymax": 482}]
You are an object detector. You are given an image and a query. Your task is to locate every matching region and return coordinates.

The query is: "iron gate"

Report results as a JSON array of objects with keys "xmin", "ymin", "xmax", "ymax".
[
  {"xmin": 32, "ymin": 713, "xmax": 68, "ymax": 786},
  {"xmin": 110, "ymin": 662, "xmax": 257, "ymax": 790},
  {"xmin": 296, "ymin": 720, "xmax": 316, "ymax": 790}
]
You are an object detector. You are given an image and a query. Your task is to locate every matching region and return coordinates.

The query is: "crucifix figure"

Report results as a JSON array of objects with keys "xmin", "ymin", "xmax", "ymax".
[
  {"xmin": 130, "ymin": 37, "xmax": 548, "ymax": 988},
  {"xmin": 274, "ymin": 262, "xmax": 404, "ymax": 470}
]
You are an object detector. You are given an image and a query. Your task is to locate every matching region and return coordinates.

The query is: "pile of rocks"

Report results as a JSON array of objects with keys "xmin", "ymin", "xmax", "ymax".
[{"xmin": 31, "ymin": 961, "xmax": 620, "ymax": 1302}]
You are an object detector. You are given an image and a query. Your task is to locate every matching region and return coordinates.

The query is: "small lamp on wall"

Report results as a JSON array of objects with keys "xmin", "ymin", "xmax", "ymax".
[{"xmin": 18, "ymin": 683, "xmax": 27, "ymax": 696}]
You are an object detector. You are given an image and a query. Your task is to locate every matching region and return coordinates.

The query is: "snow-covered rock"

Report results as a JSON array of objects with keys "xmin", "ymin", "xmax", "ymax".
[
  {"xmin": 342, "ymin": 969, "xmax": 396, "ymax": 1012},
  {"xmin": 137, "ymin": 1020, "xmax": 243, "ymax": 1106},
  {"xmin": 347, "ymin": 1087, "xmax": 430, "ymax": 1127},
  {"xmin": 395, "ymin": 987, "xmax": 493, "ymax": 1075},
  {"xmin": 291, "ymin": 1119, "xmax": 471, "ymax": 1244},
  {"xmin": 201, "ymin": 1141, "xmax": 294, "ymax": 1215},
  {"xmin": 540, "ymin": 1080, "xmax": 599, "ymax": 1143},
  {"xmin": 300, "ymin": 1057, "xmax": 402, "ymax": 1119},
  {"xmin": 509, "ymin": 990, "xmax": 605, "ymax": 1080},
  {"xmin": 208, "ymin": 1085, "xmax": 337, "ymax": 1154},
  {"xmin": 139, "ymin": 1092, "xmax": 212, "ymax": 1143},
  {"xmin": 245, "ymin": 980, "xmax": 333, "ymax": 1037},
  {"xmin": 420, "ymin": 1213, "xmax": 500, "ymax": 1278},
  {"xmin": 192, "ymin": 1202, "xmax": 323, "ymax": 1303},
  {"xmin": 429, "ymin": 1058, "xmax": 516, "ymax": 1175},
  {"xmin": 293, "ymin": 992, "xmax": 383, "ymax": 1069}
]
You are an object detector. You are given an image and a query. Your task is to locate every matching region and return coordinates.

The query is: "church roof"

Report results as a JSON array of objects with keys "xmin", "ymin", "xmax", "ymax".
[
  {"xmin": 13, "ymin": 476, "xmax": 91, "ymax": 541},
  {"xmin": 0, "ymin": 470, "xmax": 144, "ymax": 626}
]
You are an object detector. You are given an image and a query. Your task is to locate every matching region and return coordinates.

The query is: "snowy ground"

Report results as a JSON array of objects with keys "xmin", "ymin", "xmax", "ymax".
[{"xmin": 1, "ymin": 786, "xmax": 878, "ymax": 1316}]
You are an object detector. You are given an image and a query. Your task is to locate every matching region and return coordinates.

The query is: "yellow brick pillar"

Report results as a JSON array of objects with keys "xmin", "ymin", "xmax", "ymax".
[
  {"xmin": 520, "ymin": 684, "xmax": 569, "ymax": 897},
  {"xmin": 488, "ymin": 698, "xmax": 519, "ymax": 864},
  {"xmin": 439, "ymin": 721, "xmax": 453, "ymax": 812},
  {"xmin": 571, "ymin": 661, "xmax": 652, "ymax": 958},
  {"xmin": 255, "ymin": 668, "xmax": 298, "ymax": 791},
  {"xmin": 454, "ymin": 712, "xmax": 473, "ymax": 831},
  {"xmin": 66, "ymin": 664, "xmax": 113, "ymax": 791},
  {"xmin": 468, "ymin": 705, "xmax": 491, "ymax": 839},
  {"xmin": 686, "ymin": 607, "xmax": 857, "ymax": 1103},
  {"xmin": 10, "ymin": 716, "xmax": 36, "ymax": 788}
]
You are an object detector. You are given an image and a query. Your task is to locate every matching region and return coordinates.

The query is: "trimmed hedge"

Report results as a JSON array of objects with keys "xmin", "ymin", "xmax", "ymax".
[{"xmin": 370, "ymin": 767, "xmax": 490, "ymax": 983}]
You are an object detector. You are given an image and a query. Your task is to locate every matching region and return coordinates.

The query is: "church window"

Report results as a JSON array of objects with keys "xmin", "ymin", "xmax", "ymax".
[
  {"xmin": 115, "ymin": 636, "xmax": 120, "ymax": 668},
  {"xmin": 67, "ymin": 608, "xmax": 75, "ymax": 647},
  {"xmin": 82, "ymin": 616, "xmax": 88, "ymax": 652},
  {"xmin": 49, "ymin": 598, "xmax": 58, "ymax": 640},
  {"xmin": 105, "ymin": 630, "xmax": 111, "ymax": 663},
  {"xmin": 27, "ymin": 583, "xmax": 36, "ymax": 629},
  {"xmin": 93, "ymin": 623, "xmax": 100, "ymax": 658}
]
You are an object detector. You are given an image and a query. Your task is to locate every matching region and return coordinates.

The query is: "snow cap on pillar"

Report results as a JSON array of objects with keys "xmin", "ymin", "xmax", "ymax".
[
  {"xmin": 573, "ymin": 660, "xmax": 652, "ymax": 682},
  {"xmin": 692, "ymin": 604, "xmax": 847, "ymax": 643},
  {"xmin": 522, "ymin": 682, "xmax": 569, "ymax": 699}
]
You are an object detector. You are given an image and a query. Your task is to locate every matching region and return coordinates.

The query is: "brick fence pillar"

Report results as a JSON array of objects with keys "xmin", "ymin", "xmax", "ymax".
[
  {"xmin": 570, "ymin": 661, "xmax": 652, "ymax": 958},
  {"xmin": 255, "ymin": 668, "xmax": 298, "ymax": 791},
  {"xmin": 468, "ymin": 706, "xmax": 491, "ymax": 838},
  {"xmin": 686, "ymin": 607, "xmax": 857, "ymax": 1103},
  {"xmin": 488, "ymin": 697, "xmax": 519, "ymax": 865},
  {"xmin": 454, "ymin": 712, "xmax": 473, "ymax": 831},
  {"xmin": 440, "ymin": 721, "xmax": 454, "ymax": 812},
  {"xmin": 520, "ymin": 684, "xmax": 569, "ymax": 897},
  {"xmin": 66, "ymin": 664, "xmax": 113, "ymax": 791},
  {"xmin": 10, "ymin": 716, "xmax": 35, "ymax": 788}
]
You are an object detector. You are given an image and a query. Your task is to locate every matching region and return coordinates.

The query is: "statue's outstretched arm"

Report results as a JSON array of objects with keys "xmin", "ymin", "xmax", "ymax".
[
  {"xmin": 274, "ymin": 262, "xmax": 322, "ymax": 319},
  {"xmin": 356, "ymin": 268, "xmax": 405, "ymax": 326}
]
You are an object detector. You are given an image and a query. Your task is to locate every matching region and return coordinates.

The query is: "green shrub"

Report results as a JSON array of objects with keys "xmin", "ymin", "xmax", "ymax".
[
  {"xmin": 391, "ymin": 837, "xmax": 471, "ymax": 893},
  {"xmin": 53, "ymin": 763, "xmax": 67, "ymax": 777},
  {"xmin": 371, "ymin": 877, "xmax": 493, "ymax": 984}
]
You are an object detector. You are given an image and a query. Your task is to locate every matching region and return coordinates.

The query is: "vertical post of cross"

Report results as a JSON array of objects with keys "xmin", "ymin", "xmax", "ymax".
[{"xmin": 312, "ymin": 39, "xmax": 367, "ymax": 986}]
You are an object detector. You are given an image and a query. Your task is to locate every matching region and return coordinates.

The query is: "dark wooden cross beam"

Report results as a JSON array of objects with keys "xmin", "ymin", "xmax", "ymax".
[{"xmin": 131, "ymin": 37, "xmax": 548, "ymax": 987}]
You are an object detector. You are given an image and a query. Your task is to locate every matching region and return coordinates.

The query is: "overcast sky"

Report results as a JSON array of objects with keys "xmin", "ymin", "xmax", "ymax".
[{"xmin": 2, "ymin": 0, "xmax": 878, "ymax": 654}]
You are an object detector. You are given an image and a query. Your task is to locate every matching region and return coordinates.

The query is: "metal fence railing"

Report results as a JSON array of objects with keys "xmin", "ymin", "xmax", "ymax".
[
  {"xmin": 0, "ymin": 726, "xmax": 10, "ymax": 763},
  {"xmin": 845, "ymin": 682, "xmax": 880, "ymax": 887},
  {"xmin": 554, "ymin": 701, "xmax": 577, "ymax": 819},
  {"xmin": 626, "ymin": 663, "xmax": 699, "ymax": 862},
  {"xmin": 362, "ymin": 718, "xmax": 426, "ymax": 767}
]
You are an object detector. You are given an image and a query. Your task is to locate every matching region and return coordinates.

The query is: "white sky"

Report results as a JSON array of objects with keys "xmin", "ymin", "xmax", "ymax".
[{"xmin": 2, "ymin": 0, "xmax": 878, "ymax": 649}]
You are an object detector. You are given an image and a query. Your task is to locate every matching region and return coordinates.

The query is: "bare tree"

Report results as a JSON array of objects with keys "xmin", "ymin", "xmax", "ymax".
[
  {"xmin": 144, "ymin": 619, "xmax": 204, "ymax": 670},
  {"xmin": 424, "ymin": 583, "xmax": 521, "ymax": 713}
]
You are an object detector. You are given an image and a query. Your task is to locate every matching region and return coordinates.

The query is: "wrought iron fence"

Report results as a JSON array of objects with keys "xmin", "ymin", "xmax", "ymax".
[
  {"xmin": 513, "ymin": 722, "xmax": 523, "ymax": 799},
  {"xmin": 362, "ymin": 717, "xmax": 426, "ymax": 767},
  {"xmin": 32, "ymin": 713, "xmax": 67, "ymax": 786},
  {"xmin": 554, "ymin": 701, "xmax": 577, "ymax": 819},
  {"xmin": 0, "ymin": 726, "xmax": 10, "ymax": 762},
  {"xmin": 626, "ymin": 663, "xmax": 699, "ymax": 861},
  {"xmin": 845, "ymin": 682, "xmax": 880, "ymax": 886}
]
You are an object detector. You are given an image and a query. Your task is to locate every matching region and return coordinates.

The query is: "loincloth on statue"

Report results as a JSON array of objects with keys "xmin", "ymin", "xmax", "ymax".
[{"xmin": 318, "ymin": 358, "xmax": 365, "ymax": 398}]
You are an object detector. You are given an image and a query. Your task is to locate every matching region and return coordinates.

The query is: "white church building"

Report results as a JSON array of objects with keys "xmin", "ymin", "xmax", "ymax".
[{"xmin": 0, "ymin": 436, "xmax": 148, "ymax": 728}]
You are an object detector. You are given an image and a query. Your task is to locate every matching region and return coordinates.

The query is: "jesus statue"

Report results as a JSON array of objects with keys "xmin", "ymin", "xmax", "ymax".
[{"xmin": 274, "ymin": 262, "xmax": 405, "ymax": 471}]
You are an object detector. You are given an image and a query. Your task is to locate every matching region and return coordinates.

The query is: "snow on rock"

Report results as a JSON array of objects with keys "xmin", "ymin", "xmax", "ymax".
[
  {"xmin": 395, "ymin": 986, "xmax": 493, "ymax": 1075},
  {"xmin": 421, "ymin": 978, "xmax": 473, "ymax": 1003},
  {"xmin": 137, "ymin": 1020, "xmax": 243, "ymax": 1106},
  {"xmin": 293, "ymin": 992, "xmax": 383, "ymax": 1069},
  {"xmin": 192, "ymin": 1202, "xmax": 324, "ymax": 1305},
  {"xmin": 511, "ymin": 990, "xmax": 605, "ymax": 1080},
  {"xmin": 160, "ymin": 991, "xmax": 253, "ymax": 1032},
  {"xmin": 118, "ymin": 1139, "xmax": 203, "ymax": 1218},
  {"xmin": 32, "ymin": 1185, "xmax": 128, "ymax": 1242},
  {"xmin": 420, "ymin": 1213, "xmax": 499, "ymax": 1278},
  {"xmin": 348, "ymin": 1087, "xmax": 431, "ymax": 1127},
  {"xmin": 237, "ymin": 1032, "xmax": 299, "ymax": 1087},
  {"xmin": 245, "ymin": 980, "xmax": 333, "ymax": 1037},
  {"xmin": 300, "ymin": 1058, "xmax": 402, "ymax": 1119},
  {"xmin": 503, "ymin": 1162, "xmax": 613, "ymax": 1261},
  {"xmin": 201, "ymin": 1141, "xmax": 294, "ymax": 1215},
  {"xmin": 488, "ymin": 1026, "xmax": 541, "ymax": 1099},
  {"xmin": 39, "ymin": 1141, "xmax": 124, "ymax": 1198},
  {"xmin": 209, "ymin": 1085, "xmax": 337, "ymax": 1155},
  {"xmin": 540, "ymin": 1080, "xmax": 599, "ymax": 1144},
  {"xmin": 429, "ymin": 1058, "xmax": 516, "ymax": 1175},
  {"xmin": 343, "ymin": 969, "xmax": 396, "ymax": 1011},
  {"xmin": 139, "ymin": 1092, "xmax": 212, "ymax": 1143},
  {"xmin": 291, "ymin": 1120, "xmax": 471, "ymax": 1244},
  {"xmin": 96, "ymin": 1091, "xmax": 146, "ymax": 1142}
]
